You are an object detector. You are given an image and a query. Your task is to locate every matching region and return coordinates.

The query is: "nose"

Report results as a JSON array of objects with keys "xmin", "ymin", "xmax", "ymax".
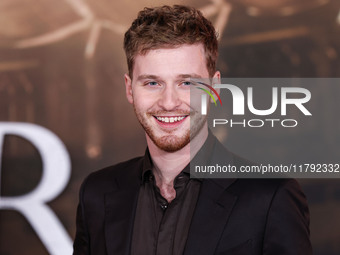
[{"xmin": 158, "ymin": 85, "xmax": 181, "ymax": 111}]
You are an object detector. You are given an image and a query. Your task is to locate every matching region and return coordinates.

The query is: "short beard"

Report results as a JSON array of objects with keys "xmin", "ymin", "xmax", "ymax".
[
  {"xmin": 152, "ymin": 133, "xmax": 190, "ymax": 152},
  {"xmin": 133, "ymin": 106, "xmax": 206, "ymax": 152}
]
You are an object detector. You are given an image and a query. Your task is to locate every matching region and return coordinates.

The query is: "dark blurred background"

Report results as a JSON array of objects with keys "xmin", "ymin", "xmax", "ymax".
[{"xmin": 1, "ymin": 0, "xmax": 340, "ymax": 254}]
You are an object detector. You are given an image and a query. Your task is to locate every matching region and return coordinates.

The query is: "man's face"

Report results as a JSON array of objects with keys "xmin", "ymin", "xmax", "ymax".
[{"xmin": 125, "ymin": 44, "xmax": 219, "ymax": 152}]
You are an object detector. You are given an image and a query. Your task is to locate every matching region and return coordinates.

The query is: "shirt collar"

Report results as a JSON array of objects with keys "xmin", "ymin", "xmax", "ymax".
[{"xmin": 142, "ymin": 149, "xmax": 153, "ymax": 183}]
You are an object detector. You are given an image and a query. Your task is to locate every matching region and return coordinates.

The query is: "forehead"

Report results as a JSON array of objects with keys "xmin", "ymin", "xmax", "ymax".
[{"xmin": 132, "ymin": 44, "xmax": 209, "ymax": 79}]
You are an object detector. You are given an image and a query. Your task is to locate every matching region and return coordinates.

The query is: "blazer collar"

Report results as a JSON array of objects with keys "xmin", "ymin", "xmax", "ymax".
[{"xmin": 185, "ymin": 133, "xmax": 238, "ymax": 254}]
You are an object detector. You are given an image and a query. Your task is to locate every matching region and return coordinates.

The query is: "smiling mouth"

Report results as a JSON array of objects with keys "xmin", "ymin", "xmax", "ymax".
[{"xmin": 154, "ymin": 115, "xmax": 188, "ymax": 124}]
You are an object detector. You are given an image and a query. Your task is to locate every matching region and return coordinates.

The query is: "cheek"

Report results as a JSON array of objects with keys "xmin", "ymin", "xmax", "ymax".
[
  {"xmin": 133, "ymin": 96, "xmax": 155, "ymax": 111},
  {"xmin": 189, "ymin": 90, "xmax": 203, "ymax": 110},
  {"xmin": 132, "ymin": 88, "xmax": 149, "ymax": 105},
  {"xmin": 132, "ymin": 87, "xmax": 164, "ymax": 108}
]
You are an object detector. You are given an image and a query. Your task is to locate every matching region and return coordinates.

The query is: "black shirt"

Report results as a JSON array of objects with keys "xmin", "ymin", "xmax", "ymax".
[
  {"xmin": 130, "ymin": 152, "xmax": 201, "ymax": 255},
  {"xmin": 130, "ymin": 132, "xmax": 216, "ymax": 255}
]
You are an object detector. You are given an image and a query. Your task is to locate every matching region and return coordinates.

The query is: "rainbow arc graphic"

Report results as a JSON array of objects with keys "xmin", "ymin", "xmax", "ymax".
[{"xmin": 196, "ymin": 82, "xmax": 223, "ymax": 106}]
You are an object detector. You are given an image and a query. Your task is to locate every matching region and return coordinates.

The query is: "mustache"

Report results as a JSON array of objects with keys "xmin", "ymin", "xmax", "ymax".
[{"xmin": 147, "ymin": 110, "xmax": 191, "ymax": 115}]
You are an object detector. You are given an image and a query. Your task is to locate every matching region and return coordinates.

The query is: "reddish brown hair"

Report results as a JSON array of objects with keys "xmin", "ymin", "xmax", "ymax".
[{"xmin": 124, "ymin": 5, "xmax": 218, "ymax": 77}]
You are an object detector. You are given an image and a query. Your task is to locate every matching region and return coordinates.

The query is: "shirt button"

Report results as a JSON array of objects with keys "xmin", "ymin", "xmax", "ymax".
[{"xmin": 160, "ymin": 203, "xmax": 168, "ymax": 210}]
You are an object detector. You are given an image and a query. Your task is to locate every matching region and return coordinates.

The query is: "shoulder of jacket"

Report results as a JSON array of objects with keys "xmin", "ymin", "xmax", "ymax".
[
  {"xmin": 80, "ymin": 156, "xmax": 143, "ymax": 192},
  {"xmin": 230, "ymin": 178, "xmax": 301, "ymax": 200}
]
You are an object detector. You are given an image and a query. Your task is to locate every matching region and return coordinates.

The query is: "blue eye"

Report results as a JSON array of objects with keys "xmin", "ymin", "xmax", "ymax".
[
  {"xmin": 183, "ymin": 81, "xmax": 192, "ymax": 86},
  {"xmin": 147, "ymin": 81, "xmax": 158, "ymax": 86}
]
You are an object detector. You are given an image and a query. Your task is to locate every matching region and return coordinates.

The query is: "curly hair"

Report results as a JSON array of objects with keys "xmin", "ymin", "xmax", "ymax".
[{"xmin": 124, "ymin": 5, "xmax": 218, "ymax": 77}]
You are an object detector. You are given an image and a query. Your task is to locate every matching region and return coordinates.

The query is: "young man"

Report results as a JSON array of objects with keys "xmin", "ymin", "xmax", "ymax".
[{"xmin": 73, "ymin": 5, "xmax": 312, "ymax": 255}]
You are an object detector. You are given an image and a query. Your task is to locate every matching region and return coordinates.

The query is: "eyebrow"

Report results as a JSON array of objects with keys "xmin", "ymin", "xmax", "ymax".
[
  {"xmin": 177, "ymin": 73, "xmax": 203, "ymax": 79},
  {"xmin": 136, "ymin": 73, "xmax": 203, "ymax": 81},
  {"xmin": 136, "ymin": 74, "xmax": 160, "ymax": 81}
]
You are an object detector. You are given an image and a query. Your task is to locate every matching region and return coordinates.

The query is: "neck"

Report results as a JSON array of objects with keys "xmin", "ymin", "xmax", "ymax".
[{"xmin": 146, "ymin": 125, "xmax": 208, "ymax": 186}]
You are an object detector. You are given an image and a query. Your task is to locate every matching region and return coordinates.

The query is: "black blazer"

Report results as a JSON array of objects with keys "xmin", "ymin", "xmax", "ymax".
[{"xmin": 73, "ymin": 139, "xmax": 312, "ymax": 255}]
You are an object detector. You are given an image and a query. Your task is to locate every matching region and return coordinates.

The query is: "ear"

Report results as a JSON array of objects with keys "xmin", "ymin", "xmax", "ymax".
[
  {"xmin": 211, "ymin": 71, "xmax": 221, "ymax": 103},
  {"xmin": 124, "ymin": 74, "xmax": 133, "ymax": 104}
]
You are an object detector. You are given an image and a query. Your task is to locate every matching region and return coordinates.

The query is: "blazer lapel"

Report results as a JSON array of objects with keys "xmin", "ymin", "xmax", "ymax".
[
  {"xmin": 104, "ymin": 171, "xmax": 141, "ymax": 255},
  {"xmin": 184, "ymin": 178, "xmax": 238, "ymax": 255},
  {"xmin": 185, "ymin": 131, "xmax": 239, "ymax": 254}
]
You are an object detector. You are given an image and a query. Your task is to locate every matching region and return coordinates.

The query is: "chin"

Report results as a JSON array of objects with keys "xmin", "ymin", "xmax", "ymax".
[{"xmin": 151, "ymin": 133, "xmax": 190, "ymax": 152}]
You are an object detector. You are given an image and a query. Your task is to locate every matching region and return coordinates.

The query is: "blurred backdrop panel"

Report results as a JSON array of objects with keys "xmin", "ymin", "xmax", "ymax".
[{"xmin": 1, "ymin": 0, "xmax": 340, "ymax": 254}]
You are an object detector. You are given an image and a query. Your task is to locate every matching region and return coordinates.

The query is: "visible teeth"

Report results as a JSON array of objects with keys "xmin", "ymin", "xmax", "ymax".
[{"xmin": 156, "ymin": 116, "xmax": 186, "ymax": 123}]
